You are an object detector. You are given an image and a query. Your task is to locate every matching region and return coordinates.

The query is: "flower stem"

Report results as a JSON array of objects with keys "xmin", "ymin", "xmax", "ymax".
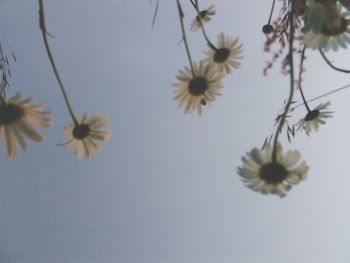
[
  {"xmin": 176, "ymin": 0, "xmax": 195, "ymax": 77},
  {"xmin": 193, "ymin": 0, "xmax": 217, "ymax": 51},
  {"xmin": 319, "ymin": 49, "xmax": 350, "ymax": 73},
  {"xmin": 267, "ymin": 0, "xmax": 276, "ymax": 25},
  {"xmin": 297, "ymin": 46, "xmax": 311, "ymax": 112},
  {"xmin": 38, "ymin": 0, "xmax": 78, "ymax": 125},
  {"xmin": 272, "ymin": 1, "xmax": 295, "ymax": 162}
]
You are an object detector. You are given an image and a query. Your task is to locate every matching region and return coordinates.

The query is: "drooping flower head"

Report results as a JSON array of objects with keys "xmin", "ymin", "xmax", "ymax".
[
  {"xmin": 238, "ymin": 143, "xmax": 308, "ymax": 197},
  {"xmin": 303, "ymin": 0, "xmax": 338, "ymax": 34},
  {"xmin": 0, "ymin": 92, "xmax": 52, "ymax": 159},
  {"xmin": 296, "ymin": 101, "xmax": 333, "ymax": 134},
  {"xmin": 190, "ymin": 5, "xmax": 216, "ymax": 32},
  {"xmin": 303, "ymin": 5, "xmax": 350, "ymax": 51},
  {"xmin": 60, "ymin": 113, "xmax": 111, "ymax": 160},
  {"xmin": 204, "ymin": 33, "xmax": 243, "ymax": 74},
  {"xmin": 173, "ymin": 61, "xmax": 224, "ymax": 115}
]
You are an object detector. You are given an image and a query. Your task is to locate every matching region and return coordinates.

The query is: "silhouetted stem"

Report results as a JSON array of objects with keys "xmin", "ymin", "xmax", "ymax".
[
  {"xmin": 319, "ymin": 49, "xmax": 350, "ymax": 73},
  {"xmin": 297, "ymin": 46, "xmax": 311, "ymax": 112},
  {"xmin": 176, "ymin": 0, "xmax": 195, "ymax": 76},
  {"xmin": 272, "ymin": 2, "xmax": 295, "ymax": 162},
  {"xmin": 38, "ymin": 0, "xmax": 78, "ymax": 125}
]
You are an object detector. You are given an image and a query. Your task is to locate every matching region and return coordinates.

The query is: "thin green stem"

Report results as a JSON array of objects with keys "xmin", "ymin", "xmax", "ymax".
[
  {"xmin": 38, "ymin": 0, "xmax": 78, "ymax": 125},
  {"xmin": 319, "ymin": 49, "xmax": 350, "ymax": 73},
  {"xmin": 297, "ymin": 46, "xmax": 311, "ymax": 112},
  {"xmin": 176, "ymin": 0, "xmax": 195, "ymax": 76},
  {"xmin": 271, "ymin": 1, "xmax": 295, "ymax": 162},
  {"xmin": 193, "ymin": 0, "xmax": 217, "ymax": 50},
  {"xmin": 268, "ymin": 0, "xmax": 276, "ymax": 25}
]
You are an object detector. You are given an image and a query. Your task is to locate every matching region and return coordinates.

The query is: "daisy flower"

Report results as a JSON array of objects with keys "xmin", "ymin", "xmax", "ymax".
[
  {"xmin": 173, "ymin": 61, "xmax": 224, "ymax": 115},
  {"xmin": 303, "ymin": 0, "xmax": 337, "ymax": 33},
  {"xmin": 190, "ymin": 5, "xmax": 216, "ymax": 32},
  {"xmin": 204, "ymin": 33, "xmax": 243, "ymax": 74},
  {"xmin": 296, "ymin": 101, "xmax": 332, "ymax": 134},
  {"xmin": 237, "ymin": 143, "xmax": 308, "ymax": 197},
  {"xmin": 0, "ymin": 92, "xmax": 52, "ymax": 159},
  {"xmin": 60, "ymin": 113, "xmax": 111, "ymax": 160},
  {"xmin": 303, "ymin": 8, "xmax": 350, "ymax": 51}
]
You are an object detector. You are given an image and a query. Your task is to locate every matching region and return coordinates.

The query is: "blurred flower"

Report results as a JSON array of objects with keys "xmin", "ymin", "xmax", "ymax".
[
  {"xmin": 296, "ymin": 101, "xmax": 332, "ymax": 134},
  {"xmin": 238, "ymin": 143, "xmax": 308, "ymax": 197},
  {"xmin": 173, "ymin": 61, "xmax": 224, "ymax": 115},
  {"xmin": 0, "ymin": 92, "xmax": 52, "ymax": 159},
  {"xmin": 303, "ymin": 0, "xmax": 337, "ymax": 33},
  {"xmin": 204, "ymin": 33, "xmax": 243, "ymax": 74},
  {"xmin": 60, "ymin": 113, "xmax": 111, "ymax": 160},
  {"xmin": 303, "ymin": 7, "xmax": 350, "ymax": 51},
  {"xmin": 190, "ymin": 5, "xmax": 216, "ymax": 31}
]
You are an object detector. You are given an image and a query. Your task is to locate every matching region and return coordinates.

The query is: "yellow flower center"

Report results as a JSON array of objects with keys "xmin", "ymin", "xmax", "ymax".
[
  {"xmin": 259, "ymin": 162, "xmax": 288, "ymax": 184},
  {"xmin": 0, "ymin": 103, "xmax": 24, "ymax": 125},
  {"xmin": 213, "ymin": 48, "xmax": 231, "ymax": 63},
  {"xmin": 188, "ymin": 76, "xmax": 208, "ymax": 96},
  {"xmin": 304, "ymin": 110, "xmax": 319, "ymax": 121},
  {"xmin": 72, "ymin": 124, "xmax": 90, "ymax": 140}
]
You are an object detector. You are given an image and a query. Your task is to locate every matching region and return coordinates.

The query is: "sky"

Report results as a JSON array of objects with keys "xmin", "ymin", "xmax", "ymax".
[{"xmin": 1, "ymin": 0, "xmax": 350, "ymax": 262}]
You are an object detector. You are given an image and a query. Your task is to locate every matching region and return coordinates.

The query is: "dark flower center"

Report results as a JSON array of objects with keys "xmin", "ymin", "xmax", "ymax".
[
  {"xmin": 259, "ymin": 162, "xmax": 288, "ymax": 184},
  {"xmin": 72, "ymin": 124, "xmax": 90, "ymax": 140},
  {"xmin": 196, "ymin": 10, "xmax": 208, "ymax": 21},
  {"xmin": 188, "ymin": 77, "xmax": 208, "ymax": 96},
  {"xmin": 304, "ymin": 110, "xmax": 319, "ymax": 121},
  {"xmin": 321, "ymin": 17, "xmax": 348, "ymax": 36},
  {"xmin": 0, "ymin": 103, "xmax": 24, "ymax": 125},
  {"xmin": 213, "ymin": 48, "xmax": 231, "ymax": 63},
  {"xmin": 262, "ymin": 24, "xmax": 274, "ymax": 34}
]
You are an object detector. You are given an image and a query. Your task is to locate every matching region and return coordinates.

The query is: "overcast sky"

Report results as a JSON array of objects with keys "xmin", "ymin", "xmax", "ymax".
[{"xmin": 1, "ymin": 0, "xmax": 350, "ymax": 262}]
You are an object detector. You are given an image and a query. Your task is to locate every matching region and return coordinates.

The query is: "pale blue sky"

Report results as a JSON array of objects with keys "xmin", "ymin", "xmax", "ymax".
[{"xmin": 1, "ymin": 0, "xmax": 350, "ymax": 262}]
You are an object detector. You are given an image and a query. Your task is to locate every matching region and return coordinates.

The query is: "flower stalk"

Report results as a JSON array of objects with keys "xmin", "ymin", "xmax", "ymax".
[
  {"xmin": 272, "ymin": 1, "xmax": 296, "ymax": 162},
  {"xmin": 38, "ymin": 0, "xmax": 78, "ymax": 125},
  {"xmin": 176, "ymin": 0, "xmax": 195, "ymax": 76}
]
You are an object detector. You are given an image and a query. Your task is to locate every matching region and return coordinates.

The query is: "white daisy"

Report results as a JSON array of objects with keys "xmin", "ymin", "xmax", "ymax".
[
  {"xmin": 0, "ymin": 92, "xmax": 52, "ymax": 159},
  {"xmin": 204, "ymin": 33, "xmax": 243, "ymax": 74},
  {"xmin": 303, "ymin": 0, "xmax": 337, "ymax": 33},
  {"xmin": 173, "ymin": 61, "xmax": 224, "ymax": 115},
  {"xmin": 238, "ymin": 143, "xmax": 308, "ymax": 197},
  {"xmin": 296, "ymin": 101, "xmax": 333, "ymax": 134},
  {"xmin": 190, "ymin": 5, "xmax": 216, "ymax": 32},
  {"xmin": 304, "ymin": 7, "xmax": 350, "ymax": 51},
  {"xmin": 60, "ymin": 113, "xmax": 111, "ymax": 160}
]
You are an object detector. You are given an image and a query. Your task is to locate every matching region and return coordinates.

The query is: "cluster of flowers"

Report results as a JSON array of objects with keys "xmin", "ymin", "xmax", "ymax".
[
  {"xmin": 173, "ymin": 1, "xmax": 243, "ymax": 115},
  {"xmin": 0, "ymin": 0, "xmax": 111, "ymax": 160},
  {"xmin": 238, "ymin": 0, "xmax": 350, "ymax": 197},
  {"xmin": 172, "ymin": 0, "xmax": 349, "ymax": 198}
]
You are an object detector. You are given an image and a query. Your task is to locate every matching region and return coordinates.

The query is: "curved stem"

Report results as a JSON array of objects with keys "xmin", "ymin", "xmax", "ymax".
[
  {"xmin": 319, "ymin": 49, "xmax": 350, "ymax": 73},
  {"xmin": 271, "ymin": 1, "xmax": 295, "ymax": 162},
  {"xmin": 193, "ymin": 0, "xmax": 217, "ymax": 50},
  {"xmin": 176, "ymin": 0, "xmax": 195, "ymax": 76},
  {"xmin": 38, "ymin": 0, "xmax": 78, "ymax": 125},
  {"xmin": 297, "ymin": 46, "xmax": 311, "ymax": 112}
]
